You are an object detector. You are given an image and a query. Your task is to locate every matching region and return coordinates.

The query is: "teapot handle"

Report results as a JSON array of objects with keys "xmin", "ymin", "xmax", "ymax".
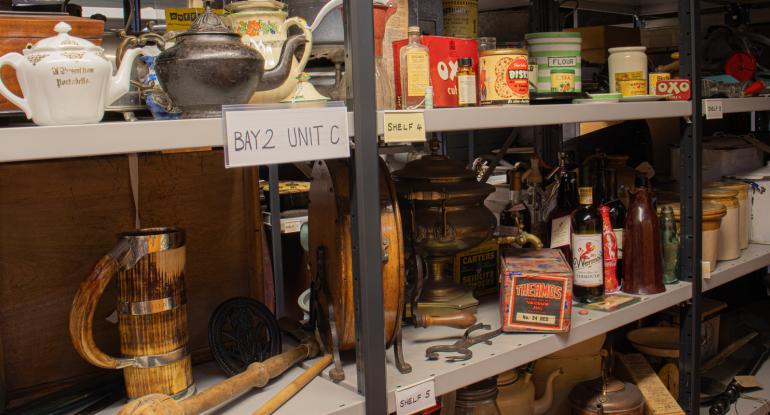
[
  {"xmin": 69, "ymin": 240, "xmax": 136, "ymax": 370},
  {"xmin": 282, "ymin": 17, "xmax": 313, "ymax": 74},
  {"xmin": 0, "ymin": 53, "xmax": 32, "ymax": 118}
]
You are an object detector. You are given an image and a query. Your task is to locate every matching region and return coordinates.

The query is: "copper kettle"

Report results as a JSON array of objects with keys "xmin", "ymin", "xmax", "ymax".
[{"xmin": 568, "ymin": 350, "xmax": 644, "ymax": 415}]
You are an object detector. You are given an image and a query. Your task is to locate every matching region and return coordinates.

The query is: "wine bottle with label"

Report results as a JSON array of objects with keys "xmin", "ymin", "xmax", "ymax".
[
  {"xmin": 571, "ymin": 164, "xmax": 604, "ymax": 303},
  {"xmin": 548, "ymin": 170, "xmax": 578, "ymax": 263}
]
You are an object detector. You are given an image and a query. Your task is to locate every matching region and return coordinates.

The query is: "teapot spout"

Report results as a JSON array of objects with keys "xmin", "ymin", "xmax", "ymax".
[
  {"xmin": 533, "ymin": 368, "xmax": 562, "ymax": 415},
  {"xmin": 108, "ymin": 48, "xmax": 143, "ymax": 105},
  {"xmin": 257, "ymin": 35, "xmax": 307, "ymax": 92}
]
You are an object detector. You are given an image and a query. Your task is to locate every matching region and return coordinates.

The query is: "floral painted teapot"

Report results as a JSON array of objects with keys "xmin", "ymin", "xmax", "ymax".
[
  {"xmin": 0, "ymin": 22, "xmax": 141, "ymax": 126},
  {"xmin": 225, "ymin": 0, "xmax": 338, "ymax": 103}
]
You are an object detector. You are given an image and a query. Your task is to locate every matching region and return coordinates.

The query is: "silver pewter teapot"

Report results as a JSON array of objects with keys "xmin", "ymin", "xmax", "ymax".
[{"xmin": 154, "ymin": 4, "xmax": 305, "ymax": 118}]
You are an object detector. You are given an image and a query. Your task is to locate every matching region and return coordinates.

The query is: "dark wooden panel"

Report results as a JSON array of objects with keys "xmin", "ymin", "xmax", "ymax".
[{"xmin": 0, "ymin": 150, "xmax": 258, "ymax": 405}]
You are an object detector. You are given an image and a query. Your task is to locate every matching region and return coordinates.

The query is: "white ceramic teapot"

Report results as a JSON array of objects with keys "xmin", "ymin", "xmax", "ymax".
[{"xmin": 0, "ymin": 22, "xmax": 142, "ymax": 126}]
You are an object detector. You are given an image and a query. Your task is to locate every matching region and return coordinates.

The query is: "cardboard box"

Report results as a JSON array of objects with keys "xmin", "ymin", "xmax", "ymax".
[
  {"xmin": 564, "ymin": 26, "xmax": 641, "ymax": 64},
  {"xmin": 454, "ymin": 239, "xmax": 499, "ymax": 297},
  {"xmin": 393, "ymin": 36, "xmax": 478, "ymax": 108},
  {"xmin": 671, "ymin": 136, "xmax": 763, "ymax": 183},
  {"xmin": 500, "ymin": 248, "xmax": 572, "ymax": 333}
]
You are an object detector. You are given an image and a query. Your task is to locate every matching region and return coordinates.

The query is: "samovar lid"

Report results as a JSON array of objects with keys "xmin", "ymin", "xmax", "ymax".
[{"xmin": 392, "ymin": 153, "xmax": 477, "ymax": 183}]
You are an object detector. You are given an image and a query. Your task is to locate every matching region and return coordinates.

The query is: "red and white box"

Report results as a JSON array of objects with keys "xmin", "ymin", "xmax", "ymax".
[
  {"xmin": 655, "ymin": 78, "xmax": 691, "ymax": 100},
  {"xmin": 393, "ymin": 36, "xmax": 478, "ymax": 108}
]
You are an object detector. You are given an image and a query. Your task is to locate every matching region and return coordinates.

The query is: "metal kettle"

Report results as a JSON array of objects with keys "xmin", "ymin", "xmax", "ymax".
[{"xmin": 568, "ymin": 350, "xmax": 645, "ymax": 415}]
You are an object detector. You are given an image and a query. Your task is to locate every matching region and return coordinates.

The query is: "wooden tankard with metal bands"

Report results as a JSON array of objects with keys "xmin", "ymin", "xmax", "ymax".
[{"xmin": 69, "ymin": 227, "xmax": 194, "ymax": 399}]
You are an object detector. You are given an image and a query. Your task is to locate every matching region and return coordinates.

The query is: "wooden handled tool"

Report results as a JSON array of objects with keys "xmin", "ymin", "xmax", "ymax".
[
  {"xmin": 117, "ymin": 340, "xmax": 320, "ymax": 415},
  {"xmin": 252, "ymin": 354, "xmax": 334, "ymax": 415},
  {"xmin": 413, "ymin": 312, "xmax": 477, "ymax": 329}
]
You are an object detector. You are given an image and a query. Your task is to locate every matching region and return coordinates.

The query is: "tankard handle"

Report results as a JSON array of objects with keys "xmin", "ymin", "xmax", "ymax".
[
  {"xmin": 282, "ymin": 17, "xmax": 313, "ymax": 75},
  {"xmin": 69, "ymin": 240, "xmax": 135, "ymax": 370}
]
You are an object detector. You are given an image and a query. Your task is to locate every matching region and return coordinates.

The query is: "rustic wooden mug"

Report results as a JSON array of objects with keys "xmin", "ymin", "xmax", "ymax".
[{"xmin": 69, "ymin": 227, "xmax": 194, "ymax": 399}]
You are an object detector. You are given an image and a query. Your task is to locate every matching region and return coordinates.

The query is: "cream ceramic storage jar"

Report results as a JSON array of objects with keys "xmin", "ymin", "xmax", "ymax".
[
  {"xmin": 608, "ymin": 46, "xmax": 647, "ymax": 94},
  {"xmin": 706, "ymin": 181, "xmax": 750, "ymax": 249},
  {"xmin": 732, "ymin": 162, "xmax": 770, "ymax": 244},
  {"xmin": 659, "ymin": 202, "xmax": 727, "ymax": 272},
  {"xmin": 703, "ymin": 189, "xmax": 741, "ymax": 261}
]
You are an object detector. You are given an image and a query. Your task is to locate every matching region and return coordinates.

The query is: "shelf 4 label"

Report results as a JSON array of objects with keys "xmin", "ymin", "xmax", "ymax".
[{"xmin": 222, "ymin": 103, "xmax": 350, "ymax": 168}]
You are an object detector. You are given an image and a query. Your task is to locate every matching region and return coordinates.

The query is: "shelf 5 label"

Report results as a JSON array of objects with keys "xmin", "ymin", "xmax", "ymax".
[
  {"xmin": 395, "ymin": 378, "xmax": 437, "ymax": 415},
  {"xmin": 222, "ymin": 104, "xmax": 350, "ymax": 168}
]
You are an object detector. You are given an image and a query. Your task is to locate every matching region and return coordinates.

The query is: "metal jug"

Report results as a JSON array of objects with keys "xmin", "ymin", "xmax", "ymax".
[{"xmin": 69, "ymin": 228, "xmax": 193, "ymax": 400}]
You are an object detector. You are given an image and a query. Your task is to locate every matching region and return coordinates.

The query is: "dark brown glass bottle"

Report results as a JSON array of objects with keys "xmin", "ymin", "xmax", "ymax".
[
  {"xmin": 571, "ymin": 164, "xmax": 604, "ymax": 303},
  {"xmin": 622, "ymin": 173, "xmax": 665, "ymax": 295},
  {"xmin": 548, "ymin": 170, "xmax": 578, "ymax": 263},
  {"xmin": 602, "ymin": 168, "xmax": 627, "ymax": 285},
  {"xmin": 500, "ymin": 170, "xmax": 531, "ymax": 234}
]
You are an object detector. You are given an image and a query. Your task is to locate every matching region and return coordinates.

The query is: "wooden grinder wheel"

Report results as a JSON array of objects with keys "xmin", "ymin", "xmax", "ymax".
[
  {"xmin": 308, "ymin": 160, "xmax": 475, "ymax": 379},
  {"xmin": 309, "ymin": 159, "xmax": 405, "ymax": 354}
]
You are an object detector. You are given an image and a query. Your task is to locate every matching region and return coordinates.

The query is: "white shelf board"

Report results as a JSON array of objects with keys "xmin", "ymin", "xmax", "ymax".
[
  {"xmin": 718, "ymin": 97, "xmax": 770, "ymax": 114},
  {"xmin": 0, "ymin": 113, "xmax": 356, "ymax": 163},
  {"xmin": 400, "ymin": 101, "xmax": 692, "ymax": 133},
  {"xmin": 312, "ymin": 281, "xmax": 693, "ymax": 413},
  {"xmin": 95, "ymin": 362, "xmax": 364, "ymax": 415},
  {"xmin": 703, "ymin": 244, "xmax": 770, "ymax": 292},
  {"xmin": 2, "ymin": 101, "xmax": 691, "ymax": 163}
]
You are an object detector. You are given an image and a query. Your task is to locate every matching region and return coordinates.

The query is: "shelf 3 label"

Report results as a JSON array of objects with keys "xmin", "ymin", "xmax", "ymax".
[
  {"xmin": 395, "ymin": 378, "xmax": 436, "ymax": 415},
  {"xmin": 222, "ymin": 103, "xmax": 350, "ymax": 168}
]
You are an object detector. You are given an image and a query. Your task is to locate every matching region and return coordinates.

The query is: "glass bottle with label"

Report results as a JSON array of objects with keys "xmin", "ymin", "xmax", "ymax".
[
  {"xmin": 500, "ymin": 170, "xmax": 531, "ymax": 234},
  {"xmin": 602, "ymin": 168, "xmax": 626, "ymax": 284},
  {"xmin": 571, "ymin": 164, "xmax": 604, "ymax": 303},
  {"xmin": 548, "ymin": 169, "xmax": 578, "ymax": 264},
  {"xmin": 457, "ymin": 57, "xmax": 476, "ymax": 107},
  {"xmin": 399, "ymin": 26, "xmax": 431, "ymax": 109},
  {"xmin": 622, "ymin": 173, "xmax": 665, "ymax": 295}
]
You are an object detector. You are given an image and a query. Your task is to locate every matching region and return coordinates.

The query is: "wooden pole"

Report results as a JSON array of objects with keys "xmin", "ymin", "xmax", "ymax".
[{"xmin": 252, "ymin": 355, "xmax": 334, "ymax": 415}]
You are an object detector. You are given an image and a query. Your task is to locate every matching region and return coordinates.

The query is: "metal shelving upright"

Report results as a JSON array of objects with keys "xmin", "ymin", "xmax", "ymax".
[
  {"xmin": 677, "ymin": 0, "xmax": 704, "ymax": 413},
  {"xmin": 344, "ymin": 0, "xmax": 388, "ymax": 413}
]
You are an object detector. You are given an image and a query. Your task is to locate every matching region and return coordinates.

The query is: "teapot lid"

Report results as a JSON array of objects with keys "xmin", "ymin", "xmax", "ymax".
[
  {"xmin": 180, "ymin": 5, "xmax": 239, "ymax": 37},
  {"xmin": 27, "ymin": 22, "xmax": 102, "ymax": 53},
  {"xmin": 225, "ymin": 0, "xmax": 286, "ymax": 12}
]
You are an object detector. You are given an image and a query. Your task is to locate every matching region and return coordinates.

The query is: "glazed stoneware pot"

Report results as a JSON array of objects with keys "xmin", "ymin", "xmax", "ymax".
[
  {"xmin": 154, "ymin": 5, "xmax": 305, "ymax": 118},
  {"xmin": 0, "ymin": 21, "xmax": 140, "ymax": 125}
]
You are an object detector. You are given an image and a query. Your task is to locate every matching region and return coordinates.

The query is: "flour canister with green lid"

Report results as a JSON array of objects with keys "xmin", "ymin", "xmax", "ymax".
[{"xmin": 525, "ymin": 32, "xmax": 582, "ymax": 93}]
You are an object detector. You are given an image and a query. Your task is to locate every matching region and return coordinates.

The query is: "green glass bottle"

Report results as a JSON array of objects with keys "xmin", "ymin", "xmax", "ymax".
[{"xmin": 660, "ymin": 205, "xmax": 679, "ymax": 284}]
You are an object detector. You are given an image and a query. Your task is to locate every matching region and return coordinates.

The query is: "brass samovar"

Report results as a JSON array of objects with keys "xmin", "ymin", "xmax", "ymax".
[{"xmin": 393, "ymin": 141, "xmax": 497, "ymax": 315}]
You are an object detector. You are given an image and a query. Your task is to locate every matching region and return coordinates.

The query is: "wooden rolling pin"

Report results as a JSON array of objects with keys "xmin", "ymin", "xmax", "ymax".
[{"xmin": 118, "ymin": 340, "xmax": 320, "ymax": 415}]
